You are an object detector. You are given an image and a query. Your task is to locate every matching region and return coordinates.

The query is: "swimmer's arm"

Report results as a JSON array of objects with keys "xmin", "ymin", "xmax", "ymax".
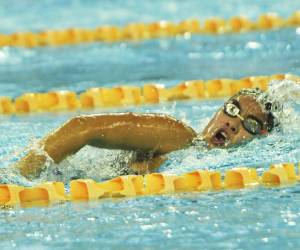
[
  {"xmin": 16, "ymin": 113, "xmax": 196, "ymax": 178},
  {"xmin": 44, "ymin": 113, "xmax": 197, "ymax": 161}
]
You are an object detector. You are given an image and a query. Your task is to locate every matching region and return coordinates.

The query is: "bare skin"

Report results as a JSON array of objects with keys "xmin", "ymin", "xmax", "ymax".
[
  {"xmin": 202, "ymin": 95, "xmax": 268, "ymax": 148},
  {"xmin": 15, "ymin": 113, "xmax": 197, "ymax": 178},
  {"xmin": 15, "ymin": 95, "xmax": 269, "ymax": 180}
]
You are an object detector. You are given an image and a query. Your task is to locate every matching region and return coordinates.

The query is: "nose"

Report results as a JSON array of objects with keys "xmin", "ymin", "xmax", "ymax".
[{"xmin": 225, "ymin": 120, "xmax": 239, "ymax": 134}]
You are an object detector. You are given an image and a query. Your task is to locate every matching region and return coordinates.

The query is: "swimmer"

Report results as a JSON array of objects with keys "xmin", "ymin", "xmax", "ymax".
[{"xmin": 14, "ymin": 87, "xmax": 282, "ymax": 180}]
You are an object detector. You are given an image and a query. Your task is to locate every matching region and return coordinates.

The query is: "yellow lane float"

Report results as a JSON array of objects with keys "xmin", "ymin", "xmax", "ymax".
[
  {"xmin": 1, "ymin": 11, "xmax": 300, "ymax": 47},
  {"xmin": 0, "ymin": 74, "xmax": 298, "ymax": 115},
  {"xmin": 1, "ymin": 163, "xmax": 300, "ymax": 208}
]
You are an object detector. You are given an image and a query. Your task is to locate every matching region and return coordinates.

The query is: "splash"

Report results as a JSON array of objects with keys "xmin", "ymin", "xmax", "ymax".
[
  {"xmin": 0, "ymin": 167, "xmax": 35, "ymax": 186},
  {"xmin": 37, "ymin": 146, "xmax": 136, "ymax": 184},
  {"xmin": 264, "ymin": 79, "xmax": 300, "ymax": 132}
]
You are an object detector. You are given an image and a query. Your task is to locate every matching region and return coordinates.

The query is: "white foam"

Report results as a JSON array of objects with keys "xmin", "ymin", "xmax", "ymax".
[
  {"xmin": 37, "ymin": 146, "xmax": 136, "ymax": 183},
  {"xmin": 265, "ymin": 79, "xmax": 300, "ymax": 132}
]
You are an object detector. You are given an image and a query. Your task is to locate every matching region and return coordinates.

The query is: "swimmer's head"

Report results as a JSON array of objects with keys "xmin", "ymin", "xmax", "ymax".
[{"xmin": 202, "ymin": 87, "xmax": 282, "ymax": 148}]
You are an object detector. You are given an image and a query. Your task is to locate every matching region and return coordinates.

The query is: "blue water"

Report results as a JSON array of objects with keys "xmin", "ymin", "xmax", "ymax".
[
  {"xmin": 1, "ymin": 0, "xmax": 300, "ymax": 249},
  {"xmin": 1, "ymin": 0, "xmax": 300, "ymax": 33},
  {"xmin": 1, "ymin": 29, "xmax": 300, "ymax": 98}
]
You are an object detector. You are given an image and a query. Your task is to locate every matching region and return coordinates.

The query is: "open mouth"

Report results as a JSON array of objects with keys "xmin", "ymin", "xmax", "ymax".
[{"xmin": 212, "ymin": 129, "xmax": 229, "ymax": 146}]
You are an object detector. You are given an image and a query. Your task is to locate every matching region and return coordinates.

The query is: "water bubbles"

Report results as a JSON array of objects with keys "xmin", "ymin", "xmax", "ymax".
[
  {"xmin": 188, "ymin": 52, "xmax": 201, "ymax": 59},
  {"xmin": 183, "ymin": 32, "xmax": 191, "ymax": 40},
  {"xmin": 245, "ymin": 41, "xmax": 262, "ymax": 50},
  {"xmin": 87, "ymin": 217, "xmax": 96, "ymax": 222},
  {"xmin": 38, "ymin": 146, "xmax": 137, "ymax": 183},
  {"xmin": 213, "ymin": 52, "xmax": 224, "ymax": 60},
  {"xmin": 163, "ymin": 229, "xmax": 173, "ymax": 238},
  {"xmin": 265, "ymin": 79, "xmax": 300, "ymax": 131},
  {"xmin": 0, "ymin": 50, "xmax": 8, "ymax": 63},
  {"xmin": 288, "ymin": 221, "xmax": 296, "ymax": 226},
  {"xmin": 140, "ymin": 224, "xmax": 155, "ymax": 231}
]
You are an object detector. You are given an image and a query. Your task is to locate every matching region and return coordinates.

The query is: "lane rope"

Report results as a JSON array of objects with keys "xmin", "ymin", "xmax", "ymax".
[
  {"xmin": 1, "ymin": 11, "xmax": 300, "ymax": 47},
  {"xmin": 0, "ymin": 74, "xmax": 299, "ymax": 115},
  {"xmin": 0, "ymin": 162, "xmax": 299, "ymax": 208}
]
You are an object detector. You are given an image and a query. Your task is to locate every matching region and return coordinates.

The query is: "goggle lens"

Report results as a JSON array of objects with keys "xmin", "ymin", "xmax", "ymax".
[
  {"xmin": 223, "ymin": 101, "xmax": 263, "ymax": 135},
  {"xmin": 224, "ymin": 103, "xmax": 240, "ymax": 117},
  {"xmin": 243, "ymin": 118, "xmax": 261, "ymax": 135}
]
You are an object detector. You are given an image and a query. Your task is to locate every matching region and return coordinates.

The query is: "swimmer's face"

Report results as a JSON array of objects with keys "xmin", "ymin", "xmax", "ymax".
[{"xmin": 202, "ymin": 95, "xmax": 268, "ymax": 148}]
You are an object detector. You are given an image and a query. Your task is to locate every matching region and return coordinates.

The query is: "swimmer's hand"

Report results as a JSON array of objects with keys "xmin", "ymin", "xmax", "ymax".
[
  {"xmin": 14, "ymin": 149, "xmax": 49, "ymax": 178},
  {"xmin": 129, "ymin": 155, "xmax": 167, "ymax": 174}
]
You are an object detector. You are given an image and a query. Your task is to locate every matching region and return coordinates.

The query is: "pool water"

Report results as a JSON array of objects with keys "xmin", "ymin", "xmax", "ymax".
[{"xmin": 1, "ymin": 0, "xmax": 300, "ymax": 249}]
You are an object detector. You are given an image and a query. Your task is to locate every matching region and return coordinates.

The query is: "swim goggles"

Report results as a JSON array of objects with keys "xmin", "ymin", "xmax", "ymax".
[{"xmin": 223, "ymin": 100, "xmax": 265, "ymax": 135}]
